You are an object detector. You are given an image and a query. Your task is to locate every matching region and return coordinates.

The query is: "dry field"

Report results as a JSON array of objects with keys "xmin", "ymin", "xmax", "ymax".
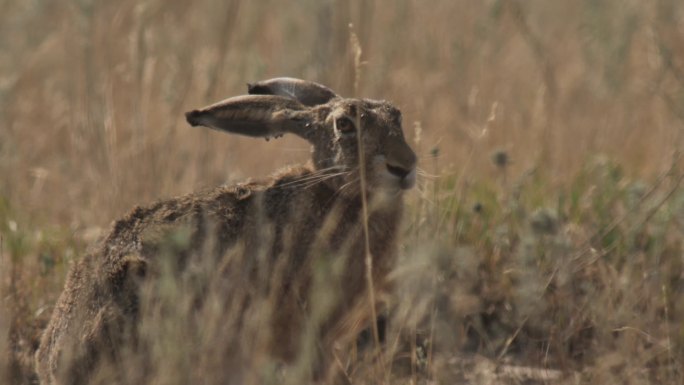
[{"xmin": 2, "ymin": 0, "xmax": 684, "ymax": 384}]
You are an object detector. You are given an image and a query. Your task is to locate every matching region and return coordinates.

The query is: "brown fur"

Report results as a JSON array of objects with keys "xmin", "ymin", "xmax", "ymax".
[{"xmin": 35, "ymin": 78, "xmax": 417, "ymax": 384}]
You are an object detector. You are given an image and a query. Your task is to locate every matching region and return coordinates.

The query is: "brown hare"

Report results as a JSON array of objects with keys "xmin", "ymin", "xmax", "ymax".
[{"xmin": 35, "ymin": 78, "xmax": 417, "ymax": 384}]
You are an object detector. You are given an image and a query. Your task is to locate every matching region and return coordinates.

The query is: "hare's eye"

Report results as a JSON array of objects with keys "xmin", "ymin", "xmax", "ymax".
[{"xmin": 336, "ymin": 117, "xmax": 355, "ymax": 135}]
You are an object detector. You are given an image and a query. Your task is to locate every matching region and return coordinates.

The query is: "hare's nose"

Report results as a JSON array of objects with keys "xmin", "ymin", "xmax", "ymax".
[
  {"xmin": 386, "ymin": 163, "xmax": 412, "ymax": 179},
  {"xmin": 386, "ymin": 162, "xmax": 416, "ymax": 190},
  {"xmin": 384, "ymin": 136, "xmax": 417, "ymax": 189}
]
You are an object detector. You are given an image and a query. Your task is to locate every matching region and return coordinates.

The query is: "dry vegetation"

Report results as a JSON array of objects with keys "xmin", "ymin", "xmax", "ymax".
[{"xmin": 1, "ymin": 0, "xmax": 684, "ymax": 384}]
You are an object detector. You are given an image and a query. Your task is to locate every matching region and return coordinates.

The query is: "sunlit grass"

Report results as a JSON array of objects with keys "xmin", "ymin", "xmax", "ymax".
[{"xmin": 2, "ymin": 0, "xmax": 684, "ymax": 384}]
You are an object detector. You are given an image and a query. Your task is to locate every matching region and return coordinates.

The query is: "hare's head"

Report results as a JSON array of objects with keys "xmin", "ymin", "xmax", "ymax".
[{"xmin": 186, "ymin": 77, "xmax": 417, "ymax": 197}]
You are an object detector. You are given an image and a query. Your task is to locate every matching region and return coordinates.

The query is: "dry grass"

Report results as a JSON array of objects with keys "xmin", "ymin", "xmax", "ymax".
[{"xmin": 1, "ymin": 0, "xmax": 684, "ymax": 384}]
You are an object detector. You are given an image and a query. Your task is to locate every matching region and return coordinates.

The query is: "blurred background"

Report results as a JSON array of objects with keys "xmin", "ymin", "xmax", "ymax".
[
  {"xmin": 2, "ymin": 0, "xmax": 682, "ymax": 227},
  {"xmin": 1, "ymin": 0, "xmax": 684, "ymax": 383}
]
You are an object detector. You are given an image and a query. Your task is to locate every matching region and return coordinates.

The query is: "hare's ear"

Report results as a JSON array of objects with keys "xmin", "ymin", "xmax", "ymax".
[
  {"xmin": 247, "ymin": 77, "xmax": 338, "ymax": 106},
  {"xmin": 185, "ymin": 95, "xmax": 313, "ymax": 140}
]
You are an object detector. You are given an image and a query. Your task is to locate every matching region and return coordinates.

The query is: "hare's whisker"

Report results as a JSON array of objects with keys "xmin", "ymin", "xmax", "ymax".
[{"xmin": 276, "ymin": 171, "xmax": 348, "ymax": 188}]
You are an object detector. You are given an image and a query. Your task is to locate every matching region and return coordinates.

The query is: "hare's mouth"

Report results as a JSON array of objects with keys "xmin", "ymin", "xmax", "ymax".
[
  {"xmin": 385, "ymin": 164, "xmax": 416, "ymax": 190},
  {"xmin": 371, "ymin": 156, "xmax": 416, "ymax": 191},
  {"xmin": 398, "ymin": 168, "xmax": 416, "ymax": 190}
]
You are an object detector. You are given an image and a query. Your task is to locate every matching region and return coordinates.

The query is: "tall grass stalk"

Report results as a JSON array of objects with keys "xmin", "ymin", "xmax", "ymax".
[{"xmin": 2, "ymin": 0, "xmax": 684, "ymax": 384}]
